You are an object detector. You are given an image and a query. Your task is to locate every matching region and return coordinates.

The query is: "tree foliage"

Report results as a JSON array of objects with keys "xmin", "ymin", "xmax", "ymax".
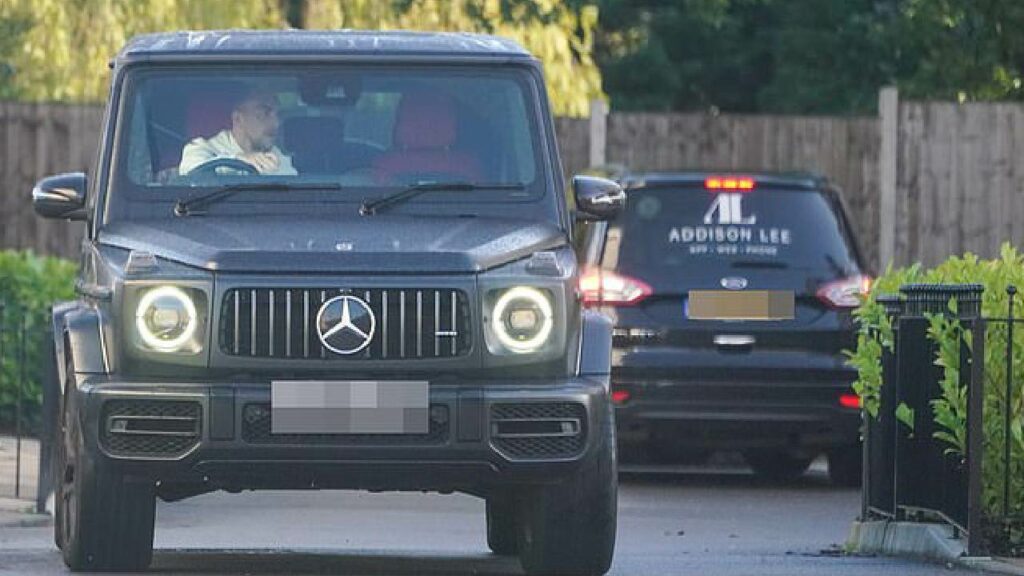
[
  {"xmin": 595, "ymin": 0, "xmax": 1024, "ymax": 114},
  {"xmin": 0, "ymin": 0, "xmax": 604, "ymax": 117},
  {"xmin": 0, "ymin": 0, "xmax": 283, "ymax": 103},
  {"xmin": 302, "ymin": 0, "xmax": 603, "ymax": 117}
]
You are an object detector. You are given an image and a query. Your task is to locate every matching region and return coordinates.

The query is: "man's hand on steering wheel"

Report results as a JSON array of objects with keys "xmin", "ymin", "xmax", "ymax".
[
  {"xmin": 237, "ymin": 152, "xmax": 280, "ymax": 173},
  {"xmin": 187, "ymin": 157, "xmax": 262, "ymax": 177}
]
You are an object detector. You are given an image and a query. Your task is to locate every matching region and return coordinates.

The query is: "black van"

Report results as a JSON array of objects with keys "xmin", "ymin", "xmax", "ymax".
[{"xmin": 581, "ymin": 171, "xmax": 868, "ymax": 485}]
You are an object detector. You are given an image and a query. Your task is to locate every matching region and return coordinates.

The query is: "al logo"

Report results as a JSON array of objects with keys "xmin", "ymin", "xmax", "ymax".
[{"xmin": 703, "ymin": 193, "xmax": 757, "ymax": 226}]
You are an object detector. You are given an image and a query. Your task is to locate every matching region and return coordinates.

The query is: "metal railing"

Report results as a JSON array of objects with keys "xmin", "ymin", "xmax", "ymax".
[
  {"xmin": 0, "ymin": 302, "xmax": 53, "ymax": 512},
  {"xmin": 863, "ymin": 283, "xmax": 1023, "ymax": 556}
]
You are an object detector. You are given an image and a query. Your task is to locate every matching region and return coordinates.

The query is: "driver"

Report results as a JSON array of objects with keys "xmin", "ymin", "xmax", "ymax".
[{"xmin": 178, "ymin": 88, "xmax": 297, "ymax": 176}]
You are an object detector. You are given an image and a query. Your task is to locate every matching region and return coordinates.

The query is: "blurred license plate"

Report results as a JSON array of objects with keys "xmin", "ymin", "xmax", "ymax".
[
  {"xmin": 271, "ymin": 380, "xmax": 428, "ymax": 434},
  {"xmin": 687, "ymin": 290, "xmax": 795, "ymax": 321}
]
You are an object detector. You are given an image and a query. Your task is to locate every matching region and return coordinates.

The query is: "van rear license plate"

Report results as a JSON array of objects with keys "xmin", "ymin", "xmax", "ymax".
[
  {"xmin": 687, "ymin": 290, "xmax": 795, "ymax": 321},
  {"xmin": 271, "ymin": 380, "xmax": 428, "ymax": 434}
]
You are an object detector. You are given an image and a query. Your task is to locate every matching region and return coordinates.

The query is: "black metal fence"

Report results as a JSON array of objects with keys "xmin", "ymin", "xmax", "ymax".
[
  {"xmin": 0, "ymin": 302, "xmax": 54, "ymax": 512},
  {"xmin": 863, "ymin": 283, "xmax": 1023, "ymax": 556}
]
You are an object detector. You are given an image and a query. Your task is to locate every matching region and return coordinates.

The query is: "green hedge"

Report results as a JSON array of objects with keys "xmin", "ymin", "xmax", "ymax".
[
  {"xmin": 849, "ymin": 243, "xmax": 1024, "ymax": 519},
  {"xmin": 0, "ymin": 250, "xmax": 77, "ymax": 432}
]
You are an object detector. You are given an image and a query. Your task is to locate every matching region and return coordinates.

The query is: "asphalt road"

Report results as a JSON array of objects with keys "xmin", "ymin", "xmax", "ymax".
[{"xmin": 0, "ymin": 458, "xmax": 971, "ymax": 575}]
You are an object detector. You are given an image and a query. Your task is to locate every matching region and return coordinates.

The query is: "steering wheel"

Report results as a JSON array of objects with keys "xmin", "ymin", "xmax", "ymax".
[{"xmin": 187, "ymin": 157, "xmax": 261, "ymax": 177}]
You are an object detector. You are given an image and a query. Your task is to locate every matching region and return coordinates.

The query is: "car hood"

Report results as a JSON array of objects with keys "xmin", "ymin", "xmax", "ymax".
[{"xmin": 98, "ymin": 215, "xmax": 567, "ymax": 273}]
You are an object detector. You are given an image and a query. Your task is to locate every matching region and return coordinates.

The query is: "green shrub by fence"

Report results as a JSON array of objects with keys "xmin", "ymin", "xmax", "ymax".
[
  {"xmin": 0, "ymin": 250, "xmax": 76, "ymax": 432},
  {"xmin": 849, "ymin": 243, "xmax": 1024, "ymax": 518}
]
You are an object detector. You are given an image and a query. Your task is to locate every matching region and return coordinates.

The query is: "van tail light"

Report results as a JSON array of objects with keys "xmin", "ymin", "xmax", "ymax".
[
  {"xmin": 817, "ymin": 275, "xmax": 872, "ymax": 309},
  {"xmin": 839, "ymin": 393, "xmax": 862, "ymax": 409},
  {"xmin": 611, "ymin": 388, "xmax": 631, "ymax": 405},
  {"xmin": 579, "ymin": 268, "xmax": 653, "ymax": 307}
]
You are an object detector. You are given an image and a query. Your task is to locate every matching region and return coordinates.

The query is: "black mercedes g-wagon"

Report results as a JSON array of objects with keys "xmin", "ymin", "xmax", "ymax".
[
  {"xmin": 581, "ymin": 171, "xmax": 868, "ymax": 485},
  {"xmin": 33, "ymin": 30, "xmax": 623, "ymax": 575}
]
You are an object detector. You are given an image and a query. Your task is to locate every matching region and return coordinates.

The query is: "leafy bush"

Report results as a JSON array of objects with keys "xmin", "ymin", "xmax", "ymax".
[
  {"xmin": 849, "ymin": 243, "xmax": 1024, "ymax": 517},
  {"xmin": 0, "ymin": 250, "xmax": 76, "ymax": 432}
]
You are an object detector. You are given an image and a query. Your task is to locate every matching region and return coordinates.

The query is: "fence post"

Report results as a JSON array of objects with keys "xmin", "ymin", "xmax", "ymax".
[
  {"xmin": 878, "ymin": 86, "xmax": 899, "ymax": 270},
  {"xmin": 37, "ymin": 320, "xmax": 56, "ymax": 514},
  {"xmin": 588, "ymin": 98, "xmax": 608, "ymax": 168},
  {"xmin": 865, "ymin": 294, "xmax": 902, "ymax": 519},
  {"xmin": 961, "ymin": 285, "xmax": 986, "ymax": 556},
  {"xmin": 15, "ymin": 313, "xmax": 24, "ymax": 500},
  {"xmin": 1003, "ymin": 286, "xmax": 1016, "ymax": 520}
]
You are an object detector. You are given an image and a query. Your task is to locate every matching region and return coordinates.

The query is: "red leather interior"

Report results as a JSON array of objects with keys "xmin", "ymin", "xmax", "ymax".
[
  {"xmin": 373, "ymin": 92, "xmax": 482, "ymax": 183},
  {"xmin": 185, "ymin": 95, "xmax": 234, "ymax": 141}
]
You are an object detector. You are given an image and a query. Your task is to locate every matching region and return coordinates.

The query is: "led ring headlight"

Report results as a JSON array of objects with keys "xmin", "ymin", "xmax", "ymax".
[
  {"xmin": 135, "ymin": 286, "xmax": 197, "ymax": 352},
  {"xmin": 492, "ymin": 286, "xmax": 554, "ymax": 354}
]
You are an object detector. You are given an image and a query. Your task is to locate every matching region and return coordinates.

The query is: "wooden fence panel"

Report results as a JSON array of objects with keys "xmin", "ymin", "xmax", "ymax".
[
  {"xmin": 553, "ymin": 117, "xmax": 588, "ymax": 181},
  {"xmin": 895, "ymin": 102, "xmax": 1024, "ymax": 267},
  {"xmin": 0, "ymin": 103, "xmax": 102, "ymax": 260}
]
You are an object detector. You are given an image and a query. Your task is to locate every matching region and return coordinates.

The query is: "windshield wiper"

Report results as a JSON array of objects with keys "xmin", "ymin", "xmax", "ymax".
[
  {"xmin": 174, "ymin": 182, "xmax": 344, "ymax": 216},
  {"xmin": 359, "ymin": 181, "xmax": 525, "ymax": 215}
]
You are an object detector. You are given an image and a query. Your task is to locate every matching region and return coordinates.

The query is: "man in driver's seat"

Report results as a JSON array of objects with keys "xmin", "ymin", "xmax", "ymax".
[{"xmin": 179, "ymin": 89, "xmax": 297, "ymax": 176}]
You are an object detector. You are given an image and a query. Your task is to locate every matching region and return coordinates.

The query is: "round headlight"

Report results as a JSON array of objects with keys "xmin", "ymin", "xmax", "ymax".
[
  {"xmin": 492, "ymin": 287, "xmax": 553, "ymax": 353},
  {"xmin": 135, "ymin": 286, "xmax": 197, "ymax": 352}
]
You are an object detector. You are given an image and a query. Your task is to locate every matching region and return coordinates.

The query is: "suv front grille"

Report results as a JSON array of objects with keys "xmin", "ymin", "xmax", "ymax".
[
  {"xmin": 100, "ymin": 400, "xmax": 201, "ymax": 458},
  {"xmin": 220, "ymin": 288, "xmax": 471, "ymax": 360},
  {"xmin": 490, "ymin": 402, "xmax": 587, "ymax": 460},
  {"xmin": 241, "ymin": 403, "xmax": 449, "ymax": 445}
]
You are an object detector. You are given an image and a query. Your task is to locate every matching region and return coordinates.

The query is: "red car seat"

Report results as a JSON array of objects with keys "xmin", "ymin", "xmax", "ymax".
[{"xmin": 372, "ymin": 92, "xmax": 483, "ymax": 184}]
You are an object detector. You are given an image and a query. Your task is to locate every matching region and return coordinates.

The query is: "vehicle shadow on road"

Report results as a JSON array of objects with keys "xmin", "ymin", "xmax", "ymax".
[
  {"xmin": 147, "ymin": 549, "xmax": 524, "ymax": 575},
  {"xmin": 617, "ymin": 456, "xmax": 850, "ymax": 493}
]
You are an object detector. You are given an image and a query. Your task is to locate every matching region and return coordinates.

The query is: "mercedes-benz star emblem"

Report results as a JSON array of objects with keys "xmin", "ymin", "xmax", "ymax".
[{"xmin": 316, "ymin": 295, "xmax": 376, "ymax": 355}]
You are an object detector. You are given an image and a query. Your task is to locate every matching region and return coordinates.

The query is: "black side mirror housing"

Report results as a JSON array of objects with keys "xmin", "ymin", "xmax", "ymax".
[
  {"xmin": 32, "ymin": 172, "xmax": 88, "ymax": 220},
  {"xmin": 573, "ymin": 175, "xmax": 625, "ymax": 221}
]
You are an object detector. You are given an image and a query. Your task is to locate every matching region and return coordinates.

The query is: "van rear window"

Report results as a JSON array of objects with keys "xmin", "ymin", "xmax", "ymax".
[{"xmin": 603, "ymin": 188, "xmax": 859, "ymax": 280}]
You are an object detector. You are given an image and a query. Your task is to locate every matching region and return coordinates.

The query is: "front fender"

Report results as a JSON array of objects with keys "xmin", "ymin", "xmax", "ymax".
[{"xmin": 52, "ymin": 302, "xmax": 109, "ymax": 392}]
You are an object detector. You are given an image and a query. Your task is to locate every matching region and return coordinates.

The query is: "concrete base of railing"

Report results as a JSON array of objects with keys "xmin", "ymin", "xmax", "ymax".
[{"xmin": 847, "ymin": 520, "xmax": 1024, "ymax": 575}]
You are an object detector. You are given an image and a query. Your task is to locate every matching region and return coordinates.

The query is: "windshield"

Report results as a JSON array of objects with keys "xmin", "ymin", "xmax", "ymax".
[
  {"xmin": 106, "ymin": 65, "xmax": 547, "ymax": 222},
  {"xmin": 603, "ymin": 187, "xmax": 861, "ymax": 283}
]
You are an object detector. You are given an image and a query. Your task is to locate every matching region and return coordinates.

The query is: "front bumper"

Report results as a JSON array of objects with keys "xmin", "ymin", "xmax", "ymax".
[{"xmin": 72, "ymin": 374, "xmax": 610, "ymax": 493}]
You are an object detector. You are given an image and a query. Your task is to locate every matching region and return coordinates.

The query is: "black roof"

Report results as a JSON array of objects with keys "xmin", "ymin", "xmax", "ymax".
[
  {"xmin": 116, "ymin": 30, "xmax": 532, "ymax": 62},
  {"xmin": 619, "ymin": 170, "xmax": 827, "ymax": 190}
]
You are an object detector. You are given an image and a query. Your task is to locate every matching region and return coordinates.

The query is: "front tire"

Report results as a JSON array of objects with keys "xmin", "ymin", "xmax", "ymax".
[
  {"xmin": 56, "ymin": 364, "xmax": 156, "ymax": 572},
  {"xmin": 517, "ymin": 403, "xmax": 617, "ymax": 575},
  {"xmin": 486, "ymin": 493, "xmax": 519, "ymax": 555}
]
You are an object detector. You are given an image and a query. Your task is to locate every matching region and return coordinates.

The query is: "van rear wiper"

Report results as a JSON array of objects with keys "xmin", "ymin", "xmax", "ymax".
[
  {"xmin": 359, "ymin": 181, "xmax": 525, "ymax": 215},
  {"xmin": 174, "ymin": 181, "xmax": 344, "ymax": 216}
]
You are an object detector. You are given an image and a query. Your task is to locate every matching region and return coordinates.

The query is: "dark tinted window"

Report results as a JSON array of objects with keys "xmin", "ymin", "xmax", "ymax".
[{"xmin": 603, "ymin": 187, "xmax": 860, "ymax": 281}]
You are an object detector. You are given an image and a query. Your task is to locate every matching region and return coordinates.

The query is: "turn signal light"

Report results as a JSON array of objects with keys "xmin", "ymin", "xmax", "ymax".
[
  {"xmin": 579, "ymin": 268, "xmax": 653, "ymax": 307},
  {"xmin": 817, "ymin": 275, "xmax": 872, "ymax": 309}
]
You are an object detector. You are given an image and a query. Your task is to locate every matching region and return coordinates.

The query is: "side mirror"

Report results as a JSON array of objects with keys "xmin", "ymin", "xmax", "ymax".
[
  {"xmin": 573, "ymin": 175, "xmax": 625, "ymax": 221},
  {"xmin": 32, "ymin": 172, "xmax": 87, "ymax": 220}
]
